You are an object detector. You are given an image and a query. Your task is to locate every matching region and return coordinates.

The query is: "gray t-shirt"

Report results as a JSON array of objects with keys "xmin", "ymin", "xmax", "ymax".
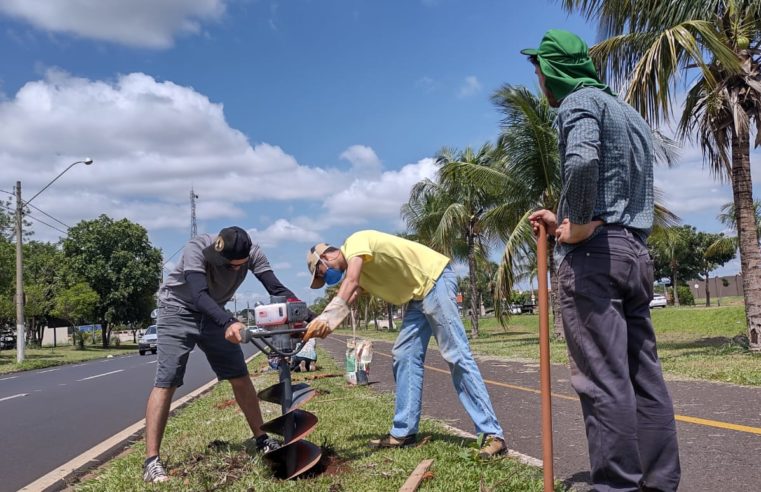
[{"xmin": 158, "ymin": 234, "xmax": 272, "ymax": 310}]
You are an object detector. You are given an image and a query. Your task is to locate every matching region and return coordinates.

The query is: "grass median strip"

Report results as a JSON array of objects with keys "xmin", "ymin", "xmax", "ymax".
[
  {"xmin": 0, "ymin": 344, "xmax": 141, "ymax": 374},
  {"xmin": 73, "ymin": 349, "xmax": 560, "ymax": 491}
]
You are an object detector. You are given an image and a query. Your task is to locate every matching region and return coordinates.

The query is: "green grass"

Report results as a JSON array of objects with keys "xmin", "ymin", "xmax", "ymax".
[
  {"xmin": 336, "ymin": 305, "xmax": 761, "ymax": 386},
  {"xmin": 73, "ymin": 351, "xmax": 560, "ymax": 491},
  {"xmin": 0, "ymin": 344, "xmax": 140, "ymax": 375}
]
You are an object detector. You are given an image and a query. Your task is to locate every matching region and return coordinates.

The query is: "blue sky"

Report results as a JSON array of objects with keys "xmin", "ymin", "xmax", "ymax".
[{"xmin": 0, "ymin": 0, "xmax": 756, "ymax": 307}]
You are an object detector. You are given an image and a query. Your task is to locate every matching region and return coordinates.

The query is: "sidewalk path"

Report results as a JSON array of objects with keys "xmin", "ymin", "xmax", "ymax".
[{"xmin": 321, "ymin": 334, "xmax": 760, "ymax": 491}]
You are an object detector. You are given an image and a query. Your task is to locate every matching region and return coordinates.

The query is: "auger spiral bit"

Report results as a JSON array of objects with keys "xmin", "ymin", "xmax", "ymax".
[{"xmin": 241, "ymin": 295, "xmax": 322, "ymax": 480}]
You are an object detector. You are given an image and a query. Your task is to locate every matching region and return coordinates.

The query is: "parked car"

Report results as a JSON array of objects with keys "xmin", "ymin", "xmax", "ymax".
[
  {"xmin": 0, "ymin": 330, "xmax": 16, "ymax": 350},
  {"xmin": 138, "ymin": 325, "xmax": 158, "ymax": 355},
  {"xmin": 521, "ymin": 303, "xmax": 536, "ymax": 314},
  {"xmin": 649, "ymin": 294, "xmax": 668, "ymax": 309}
]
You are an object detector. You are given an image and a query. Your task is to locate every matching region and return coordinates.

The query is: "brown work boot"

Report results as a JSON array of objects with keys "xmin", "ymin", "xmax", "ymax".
[
  {"xmin": 478, "ymin": 435, "xmax": 507, "ymax": 458},
  {"xmin": 369, "ymin": 433, "xmax": 417, "ymax": 449}
]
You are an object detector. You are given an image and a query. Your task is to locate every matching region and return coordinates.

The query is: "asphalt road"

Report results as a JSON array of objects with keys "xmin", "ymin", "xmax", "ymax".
[
  {"xmin": 0, "ymin": 343, "xmax": 258, "ymax": 492},
  {"xmin": 323, "ymin": 334, "xmax": 761, "ymax": 492}
]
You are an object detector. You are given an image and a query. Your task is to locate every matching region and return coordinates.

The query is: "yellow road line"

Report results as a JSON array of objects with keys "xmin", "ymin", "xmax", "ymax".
[{"xmin": 332, "ymin": 336, "xmax": 761, "ymax": 436}]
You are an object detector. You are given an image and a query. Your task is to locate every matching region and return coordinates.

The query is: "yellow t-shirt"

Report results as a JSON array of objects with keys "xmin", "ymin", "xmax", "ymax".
[{"xmin": 340, "ymin": 230, "xmax": 450, "ymax": 305}]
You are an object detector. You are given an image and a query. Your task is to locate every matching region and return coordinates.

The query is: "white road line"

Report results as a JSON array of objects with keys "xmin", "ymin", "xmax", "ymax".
[
  {"xmin": 0, "ymin": 376, "xmax": 19, "ymax": 381},
  {"xmin": 147, "ymin": 360, "xmax": 157, "ymax": 364},
  {"xmin": 76, "ymin": 370, "xmax": 124, "ymax": 381},
  {"xmin": 39, "ymin": 368, "xmax": 60, "ymax": 374},
  {"xmin": 0, "ymin": 393, "xmax": 28, "ymax": 402}
]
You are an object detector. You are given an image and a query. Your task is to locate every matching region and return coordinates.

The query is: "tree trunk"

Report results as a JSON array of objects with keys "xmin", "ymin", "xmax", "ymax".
[
  {"xmin": 704, "ymin": 271, "xmax": 711, "ymax": 307},
  {"xmin": 731, "ymin": 125, "xmax": 761, "ymax": 350},
  {"xmin": 672, "ymin": 267, "xmax": 680, "ymax": 306},
  {"xmin": 548, "ymin": 253, "xmax": 564, "ymax": 339},
  {"xmin": 467, "ymin": 236, "xmax": 479, "ymax": 338},
  {"xmin": 387, "ymin": 303, "xmax": 394, "ymax": 331},
  {"xmin": 101, "ymin": 323, "xmax": 109, "ymax": 348}
]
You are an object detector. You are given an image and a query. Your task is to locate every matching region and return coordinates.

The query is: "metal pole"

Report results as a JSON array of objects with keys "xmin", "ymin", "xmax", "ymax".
[
  {"xmin": 15, "ymin": 181, "xmax": 25, "ymax": 363},
  {"xmin": 537, "ymin": 223, "xmax": 554, "ymax": 491}
]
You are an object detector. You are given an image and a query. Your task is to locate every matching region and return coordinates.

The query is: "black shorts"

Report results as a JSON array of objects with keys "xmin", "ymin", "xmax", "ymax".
[{"xmin": 154, "ymin": 303, "xmax": 248, "ymax": 388}]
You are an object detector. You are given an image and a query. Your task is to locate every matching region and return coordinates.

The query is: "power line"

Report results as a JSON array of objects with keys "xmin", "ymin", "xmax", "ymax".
[
  {"xmin": 25, "ymin": 213, "xmax": 69, "ymax": 235},
  {"xmin": 162, "ymin": 244, "xmax": 185, "ymax": 268},
  {"xmin": 1, "ymin": 188, "xmax": 72, "ymax": 228},
  {"xmin": 0, "ymin": 203, "xmax": 69, "ymax": 235},
  {"xmin": 26, "ymin": 202, "xmax": 71, "ymax": 229}
]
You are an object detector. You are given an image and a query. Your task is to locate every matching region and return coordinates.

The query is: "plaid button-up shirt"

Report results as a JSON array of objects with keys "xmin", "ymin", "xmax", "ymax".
[{"xmin": 554, "ymin": 87, "xmax": 654, "ymax": 264}]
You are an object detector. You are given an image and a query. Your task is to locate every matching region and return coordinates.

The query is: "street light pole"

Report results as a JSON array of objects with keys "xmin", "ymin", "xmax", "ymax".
[{"xmin": 15, "ymin": 158, "xmax": 93, "ymax": 363}]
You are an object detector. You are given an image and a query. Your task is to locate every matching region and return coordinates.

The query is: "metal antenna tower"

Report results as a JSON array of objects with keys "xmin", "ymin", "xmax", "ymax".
[{"xmin": 190, "ymin": 187, "xmax": 199, "ymax": 238}]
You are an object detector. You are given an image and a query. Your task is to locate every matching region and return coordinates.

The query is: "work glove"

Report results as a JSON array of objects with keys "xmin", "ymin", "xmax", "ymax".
[
  {"xmin": 303, "ymin": 296, "xmax": 350, "ymax": 340},
  {"xmin": 303, "ymin": 319, "xmax": 330, "ymax": 341}
]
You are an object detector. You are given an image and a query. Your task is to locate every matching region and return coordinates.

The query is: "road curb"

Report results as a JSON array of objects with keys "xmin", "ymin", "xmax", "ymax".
[{"xmin": 20, "ymin": 352, "xmax": 262, "ymax": 492}]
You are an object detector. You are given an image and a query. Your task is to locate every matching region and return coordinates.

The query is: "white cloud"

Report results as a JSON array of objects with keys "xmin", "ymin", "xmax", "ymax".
[
  {"xmin": 0, "ymin": 70, "xmax": 352, "ymax": 240},
  {"xmin": 458, "ymin": 75, "xmax": 481, "ymax": 98},
  {"xmin": 0, "ymin": 70, "xmax": 442, "ymax": 251},
  {"xmin": 0, "ymin": 0, "xmax": 226, "ymax": 48},
  {"xmin": 340, "ymin": 144, "xmax": 382, "ymax": 175},
  {"xmin": 248, "ymin": 219, "xmax": 320, "ymax": 248},
  {"xmin": 654, "ymin": 165, "xmax": 731, "ymax": 216},
  {"xmin": 322, "ymin": 158, "xmax": 437, "ymax": 225}
]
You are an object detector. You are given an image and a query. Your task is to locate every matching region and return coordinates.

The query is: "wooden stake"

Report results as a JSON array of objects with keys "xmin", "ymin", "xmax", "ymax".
[
  {"xmin": 537, "ymin": 223, "xmax": 555, "ymax": 491},
  {"xmin": 399, "ymin": 459, "xmax": 434, "ymax": 492}
]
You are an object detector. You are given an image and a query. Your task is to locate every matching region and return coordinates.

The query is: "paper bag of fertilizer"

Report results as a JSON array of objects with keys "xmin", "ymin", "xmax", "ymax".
[{"xmin": 345, "ymin": 338, "xmax": 373, "ymax": 385}]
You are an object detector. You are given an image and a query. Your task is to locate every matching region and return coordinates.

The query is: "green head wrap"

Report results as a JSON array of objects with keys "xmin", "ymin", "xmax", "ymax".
[{"xmin": 521, "ymin": 29, "xmax": 614, "ymax": 102}]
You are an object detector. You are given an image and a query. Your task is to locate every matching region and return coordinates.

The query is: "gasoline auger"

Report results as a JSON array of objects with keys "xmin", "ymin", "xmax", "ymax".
[{"xmin": 239, "ymin": 295, "xmax": 321, "ymax": 480}]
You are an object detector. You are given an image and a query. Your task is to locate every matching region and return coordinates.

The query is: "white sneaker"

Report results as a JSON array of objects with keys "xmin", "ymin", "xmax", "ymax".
[{"xmin": 143, "ymin": 456, "xmax": 169, "ymax": 483}]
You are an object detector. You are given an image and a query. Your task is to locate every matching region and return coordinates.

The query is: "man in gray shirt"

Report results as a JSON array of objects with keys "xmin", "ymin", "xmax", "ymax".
[
  {"xmin": 525, "ymin": 30, "xmax": 680, "ymax": 491},
  {"xmin": 143, "ymin": 226, "xmax": 307, "ymax": 483}
]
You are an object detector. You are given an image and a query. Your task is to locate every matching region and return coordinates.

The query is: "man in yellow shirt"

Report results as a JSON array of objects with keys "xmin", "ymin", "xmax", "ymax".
[{"xmin": 304, "ymin": 230, "xmax": 506, "ymax": 457}]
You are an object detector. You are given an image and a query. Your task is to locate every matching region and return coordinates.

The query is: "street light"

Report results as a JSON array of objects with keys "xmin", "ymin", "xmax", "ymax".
[{"xmin": 15, "ymin": 158, "xmax": 93, "ymax": 363}]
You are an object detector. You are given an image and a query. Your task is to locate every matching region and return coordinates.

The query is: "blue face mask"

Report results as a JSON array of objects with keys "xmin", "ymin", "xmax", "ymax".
[{"xmin": 324, "ymin": 266, "xmax": 345, "ymax": 286}]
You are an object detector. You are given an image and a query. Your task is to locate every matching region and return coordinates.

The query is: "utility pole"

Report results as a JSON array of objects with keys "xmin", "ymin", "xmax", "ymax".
[
  {"xmin": 15, "ymin": 181, "xmax": 25, "ymax": 363},
  {"xmin": 190, "ymin": 187, "xmax": 199, "ymax": 239}
]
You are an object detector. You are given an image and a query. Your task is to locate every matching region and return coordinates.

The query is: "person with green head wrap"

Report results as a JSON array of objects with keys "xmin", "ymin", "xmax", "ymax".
[{"xmin": 526, "ymin": 30, "xmax": 681, "ymax": 492}]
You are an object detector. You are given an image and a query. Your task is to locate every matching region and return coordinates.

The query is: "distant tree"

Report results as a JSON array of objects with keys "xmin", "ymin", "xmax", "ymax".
[
  {"xmin": 695, "ymin": 231, "xmax": 736, "ymax": 306},
  {"xmin": 53, "ymin": 282, "xmax": 99, "ymax": 349},
  {"xmin": 717, "ymin": 200, "xmax": 761, "ymax": 243},
  {"xmin": 649, "ymin": 226, "xmax": 688, "ymax": 306},
  {"xmin": 403, "ymin": 143, "xmax": 511, "ymax": 338},
  {"xmin": 0, "ymin": 196, "xmax": 33, "ymax": 242},
  {"xmin": 62, "ymin": 215, "xmax": 162, "ymax": 348},
  {"xmin": 22, "ymin": 241, "xmax": 64, "ymax": 344},
  {"xmin": 0, "ymin": 240, "xmax": 15, "ymax": 325}
]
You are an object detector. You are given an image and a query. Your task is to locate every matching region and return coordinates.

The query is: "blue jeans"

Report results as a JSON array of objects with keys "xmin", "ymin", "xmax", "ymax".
[{"xmin": 390, "ymin": 265, "xmax": 504, "ymax": 439}]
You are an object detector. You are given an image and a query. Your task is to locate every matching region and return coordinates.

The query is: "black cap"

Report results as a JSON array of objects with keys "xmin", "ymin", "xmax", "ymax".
[{"xmin": 202, "ymin": 226, "xmax": 252, "ymax": 266}]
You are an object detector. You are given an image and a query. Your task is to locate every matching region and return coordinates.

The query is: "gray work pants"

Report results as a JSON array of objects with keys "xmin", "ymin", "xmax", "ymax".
[{"xmin": 558, "ymin": 226, "xmax": 681, "ymax": 492}]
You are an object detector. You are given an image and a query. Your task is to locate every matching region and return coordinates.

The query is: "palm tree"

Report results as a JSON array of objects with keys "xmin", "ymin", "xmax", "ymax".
[
  {"xmin": 649, "ymin": 226, "xmax": 688, "ymax": 306},
  {"xmin": 443, "ymin": 86, "xmax": 677, "ymax": 338},
  {"xmin": 718, "ymin": 200, "xmax": 761, "ymax": 241},
  {"xmin": 402, "ymin": 143, "xmax": 510, "ymax": 337},
  {"xmin": 561, "ymin": 0, "xmax": 761, "ymax": 349}
]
